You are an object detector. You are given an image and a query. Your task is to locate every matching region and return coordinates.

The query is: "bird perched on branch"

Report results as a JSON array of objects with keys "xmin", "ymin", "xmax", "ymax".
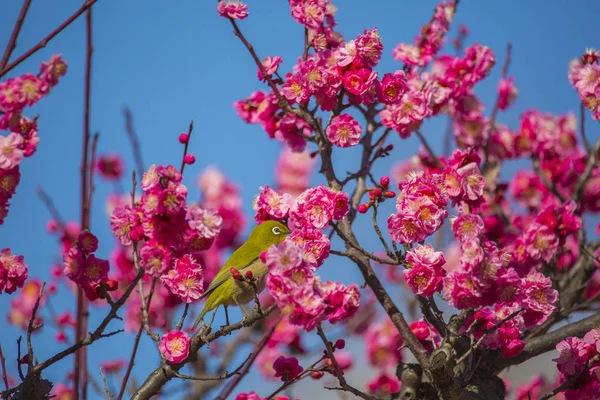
[{"xmin": 192, "ymin": 220, "xmax": 290, "ymax": 329}]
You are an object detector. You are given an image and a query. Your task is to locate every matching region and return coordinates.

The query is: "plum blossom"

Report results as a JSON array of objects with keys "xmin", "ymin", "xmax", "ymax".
[
  {"xmin": 217, "ymin": 1, "xmax": 249, "ymax": 20},
  {"xmin": 159, "ymin": 330, "xmax": 190, "ymax": 364},
  {"xmin": 326, "ymin": 114, "xmax": 362, "ymax": 148},
  {"xmin": 161, "ymin": 255, "xmax": 204, "ymax": 303}
]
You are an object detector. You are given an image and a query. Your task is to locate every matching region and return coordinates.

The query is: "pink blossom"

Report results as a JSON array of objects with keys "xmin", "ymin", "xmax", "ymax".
[
  {"xmin": 290, "ymin": 0, "xmax": 325, "ymax": 29},
  {"xmin": 367, "ymin": 373, "xmax": 401, "ymax": 395},
  {"xmin": 326, "ymin": 114, "xmax": 363, "ymax": 148},
  {"xmin": 273, "ymin": 356, "xmax": 303, "ymax": 381},
  {"xmin": 159, "ymin": 330, "xmax": 190, "ymax": 364},
  {"xmin": 497, "ymin": 77, "xmax": 518, "ymax": 110},
  {"xmin": 264, "ymin": 241, "xmax": 304, "ymax": 274},
  {"xmin": 253, "ymin": 185, "xmax": 292, "ymax": 223},
  {"xmin": 39, "ymin": 54, "xmax": 67, "ymax": 87},
  {"xmin": 110, "ymin": 205, "xmax": 142, "ymax": 246},
  {"xmin": 365, "ymin": 318, "xmax": 403, "ymax": 368},
  {"xmin": 290, "ymin": 186, "xmax": 348, "ymax": 229},
  {"xmin": 444, "ymin": 271, "xmax": 484, "ymax": 309},
  {"xmin": 0, "ymin": 248, "xmax": 28, "ymax": 294},
  {"xmin": 319, "ymin": 281, "xmax": 360, "ymax": 323},
  {"xmin": 404, "ymin": 264, "xmax": 445, "ymax": 297},
  {"xmin": 584, "ymin": 329, "xmax": 600, "ymax": 353},
  {"xmin": 0, "ymin": 166, "xmax": 20, "ymax": 199},
  {"xmin": 376, "ymin": 71, "xmax": 408, "ymax": 104},
  {"xmin": 139, "ymin": 240, "xmax": 172, "ymax": 277},
  {"xmin": 452, "ymin": 214, "xmax": 485, "ymax": 242},
  {"xmin": 257, "ymin": 56, "xmax": 283, "ymax": 81},
  {"xmin": 406, "ymin": 244, "xmax": 445, "ymax": 269},
  {"xmin": 217, "ymin": 0, "xmax": 249, "ymax": 20},
  {"xmin": 524, "ymin": 222, "xmax": 559, "ymax": 262},
  {"xmin": 287, "ymin": 227, "xmax": 330, "ymax": 267},
  {"xmin": 187, "ymin": 205, "xmax": 223, "ymax": 239},
  {"xmin": 77, "ymin": 229, "xmax": 98, "ymax": 254},
  {"xmin": 234, "ymin": 393, "xmax": 261, "ymax": 400},
  {"xmin": 457, "ymin": 162, "xmax": 485, "ymax": 204},
  {"xmin": 355, "ymin": 28, "xmax": 384, "ymax": 68},
  {"xmin": 96, "ymin": 154, "xmax": 124, "ymax": 180},
  {"xmin": 553, "ymin": 337, "xmax": 590, "ymax": 376},
  {"xmin": 284, "ymin": 287, "xmax": 325, "ymax": 331},
  {"xmin": 520, "ymin": 272, "xmax": 558, "ymax": 326},
  {"xmin": 161, "ymin": 255, "xmax": 204, "ymax": 303},
  {"xmin": 380, "ymin": 90, "xmax": 431, "ymax": 138},
  {"xmin": 0, "ymin": 133, "xmax": 24, "ymax": 170}
]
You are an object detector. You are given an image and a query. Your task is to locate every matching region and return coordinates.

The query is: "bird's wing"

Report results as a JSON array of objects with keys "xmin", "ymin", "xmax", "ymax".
[{"xmin": 200, "ymin": 256, "xmax": 260, "ymax": 299}]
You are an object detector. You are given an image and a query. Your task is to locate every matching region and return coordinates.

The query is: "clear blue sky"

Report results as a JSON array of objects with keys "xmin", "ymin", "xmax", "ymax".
[{"xmin": 0, "ymin": 1, "xmax": 598, "ymax": 398}]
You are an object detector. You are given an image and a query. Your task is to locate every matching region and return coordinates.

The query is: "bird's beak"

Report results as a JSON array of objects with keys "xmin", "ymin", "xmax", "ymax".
[{"xmin": 284, "ymin": 231, "xmax": 291, "ymax": 236}]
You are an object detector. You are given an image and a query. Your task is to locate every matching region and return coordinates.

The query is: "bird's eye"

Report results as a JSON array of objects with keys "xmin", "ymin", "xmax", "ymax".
[{"xmin": 272, "ymin": 227, "xmax": 281, "ymax": 235}]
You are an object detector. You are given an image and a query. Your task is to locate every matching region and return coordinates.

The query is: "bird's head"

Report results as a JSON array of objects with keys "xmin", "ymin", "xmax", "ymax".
[{"xmin": 249, "ymin": 220, "xmax": 291, "ymax": 249}]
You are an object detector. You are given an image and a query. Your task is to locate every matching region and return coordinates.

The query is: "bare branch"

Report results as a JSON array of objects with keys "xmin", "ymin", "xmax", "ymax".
[{"xmin": 0, "ymin": 0, "xmax": 32, "ymax": 72}]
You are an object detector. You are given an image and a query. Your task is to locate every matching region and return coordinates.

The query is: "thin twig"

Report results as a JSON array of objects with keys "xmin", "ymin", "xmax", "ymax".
[
  {"xmin": 316, "ymin": 326, "xmax": 377, "ymax": 400},
  {"xmin": 579, "ymin": 102, "xmax": 592, "ymax": 153},
  {"xmin": 99, "ymin": 368, "xmax": 114, "ymax": 400},
  {"xmin": 0, "ymin": 0, "xmax": 100, "ymax": 78},
  {"xmin": 176, "ymin": 304, "xmax": 190, "ymax": 331},
  {"xmin": 372, "ymin": 203, "xmax": 395, "ymax": 260},
  {"xmin": 0, "ymin": 0, "xmax": 32, "ymax": 72},
  {"xmin": 179, "ymin": 120, "xmax": 194, "ymax": 174},
  {"xmin": 123, "ymin": 107, "xmax": 145, "ymax": 177},
  {"xmin": 0, "ymin": 344, "xmax": 9, "ymax": 391},
  {"xmin": 215, "ymin": 315, "xmax": 283, "ymax": 400},
  {"xmin": 173, "ymin": 352, "xmax": 252, "ymax": 381},
  {"xmin": 415, "ymin": 130, "xmax": 442, "ymax": 167},
  {"xmin": 573, "ymin": 136, "xmax": 600, "ymax": 203},
  {"xmin": 26, "ymin": 282, "xmax": 46, "ymax": 373}
]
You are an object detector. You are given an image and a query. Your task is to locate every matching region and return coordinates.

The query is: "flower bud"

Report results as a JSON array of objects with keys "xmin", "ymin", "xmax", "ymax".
[
  {"xmin": 357, "ymin": 204, "xmax": 369, "ymax": 214},
  {"xmin": 385, "ymin": 144, "xmax": 394, "ymax": 152},
  {"xmin": 379, "ymin": 176, "xmax": 390, "ymax": 188},
  {"xmin": 245, "ymin": 270, "xmax": 254, "ymax": 280},
  {"xmin": 105, "ymin": 279, "xmax": 119, "ymax": 292},
  {"xmin": 20, "ymin": 354, "xmax": 29, "ymax": 364},
  {"xmin": 384, "ymin": 191, "xmax": 396, "ymax": 198},
  {"xmin": 371, "ymin": 189, "xmax": 382, "ymax": 197},
  {"xmin": 183, "ymin": 154, "xmax": 196, "ymax": 165},
  {"xmin": 311, "ymin": 370, "xmax": 325, "ymax": 379},
  {"xmin": 178, "ymin": 133, "xmax": 189, "ymax": 144},
  {"xmin": 334, "ymin": 339, "xmax": 346, "ymax": 349}
]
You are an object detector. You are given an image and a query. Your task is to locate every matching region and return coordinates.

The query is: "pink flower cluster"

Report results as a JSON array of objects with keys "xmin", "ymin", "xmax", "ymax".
[
  {"xmin": 253, "ymin": 185, "xmax": 292, "ymax": 223},
  {"xmin": 569, "ymin": 49, "xmax": 600, "ymax": 119},
  {"xmin": 110, "ymin": 164, "xmax": 220, "ymax": 303},
  {"xmin": 497, "ymin": 77, "xmax": 518, "ymax": 110},
  {"xmin": 392, "ymin": 1, "xmax": 456, "ymax": 67},
  {"xmin": 289, "ymin": 185, "xmax": 349, "ymax": 229},
  {"xmin": 0, "ymin": 55, "xmax": 66, "ymax": 224},
  {"xmin": 0, "ymin": 248, "xmax": 28, "ymax": 294},
  {"xmin": 288, "ymin": 0, "xmax": 342, "ymax": 50},
  {"xmin": 265, "ymin": 241, "xmax": 359, "ymax": 331},
  {"xmin": 387, "ymin": 170, "xmax": 448, "ymax": 244},
  {"xmin": 159, "ymin": 329, "xmax": 190, "ymax": 364},
  {"xmin": 63, "ymin": 230, "xmax": 114, "ymax": 301},
  {"xmin": 463, "ymin": 305, "xmax": 525, "ymax": 359},
  {"xmin": 217, "ymin": 0, "xmax": 248, "ymax": 20},
  {"xmin": 403, "ymin": 244, "xmax": 446, "ymax": 297},
  {"xmin": 551, "ymin": 329, "xmax": 600, "ymax": 399}
]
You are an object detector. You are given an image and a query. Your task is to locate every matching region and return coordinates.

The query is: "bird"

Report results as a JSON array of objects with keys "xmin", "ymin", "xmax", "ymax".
[{"xmin": 192, "ymin": 220, "xmax": 290, "ymax": 329}]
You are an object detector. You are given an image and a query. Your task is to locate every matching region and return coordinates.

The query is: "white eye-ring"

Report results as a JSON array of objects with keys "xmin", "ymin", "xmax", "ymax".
[{"xmin": 272, "ymin": 227, "xmax": 282, "ymax": 235}]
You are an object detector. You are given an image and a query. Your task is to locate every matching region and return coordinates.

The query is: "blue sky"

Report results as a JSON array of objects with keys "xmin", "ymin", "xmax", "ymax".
[{"xmin": 0, "ymin": 0, "xmax": 599, "ymax": 398}]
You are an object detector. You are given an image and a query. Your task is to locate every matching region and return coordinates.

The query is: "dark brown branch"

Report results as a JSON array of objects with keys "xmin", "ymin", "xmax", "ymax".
[
  {"xmin": 493, "ymin": 310, "xmax": 600, "ymax": 374},
  {"xmin": 173, "ymin": 352, "xmax": 252, "ymax": 381},
  {"xmin": 579, "ymin": 102, "xmax": 592, "ymax": 153},
  {"xmin": 33, "ymin": 269, "xmax": 144, "ymax": 374},
  {"xmin": 573, "ymin": 135, "xmax": 600, "ymax": 203},
  {"xmin": 0, "ymin": 0, "xmax": 99, "ymax": 78},
  {"xmin": 131, "ymin": 303, "xmax": 278, "ymax": 400},
  {"xmin": 215, "ymin": 315, "xmax": 282, "ymax": 399},
  {"xmin": 316, "ymin": 326, "xmax": 377, "ymax": 400},
  {"xmin": 0, "ymin": 344, "xmax": 8, "ymax": 391},
  {"xmin": 0, "ymin": 0, "xmax": 32, "ymax": 72},
  {"xmin": 26, "ymin": 282, "xmax": 45, "ymax": 374}
]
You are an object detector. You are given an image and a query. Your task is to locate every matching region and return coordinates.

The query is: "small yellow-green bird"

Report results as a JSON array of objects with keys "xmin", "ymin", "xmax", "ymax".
[{"xmin": 192, "ymin": 220, "xmax": 290, "ymax": 329}]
